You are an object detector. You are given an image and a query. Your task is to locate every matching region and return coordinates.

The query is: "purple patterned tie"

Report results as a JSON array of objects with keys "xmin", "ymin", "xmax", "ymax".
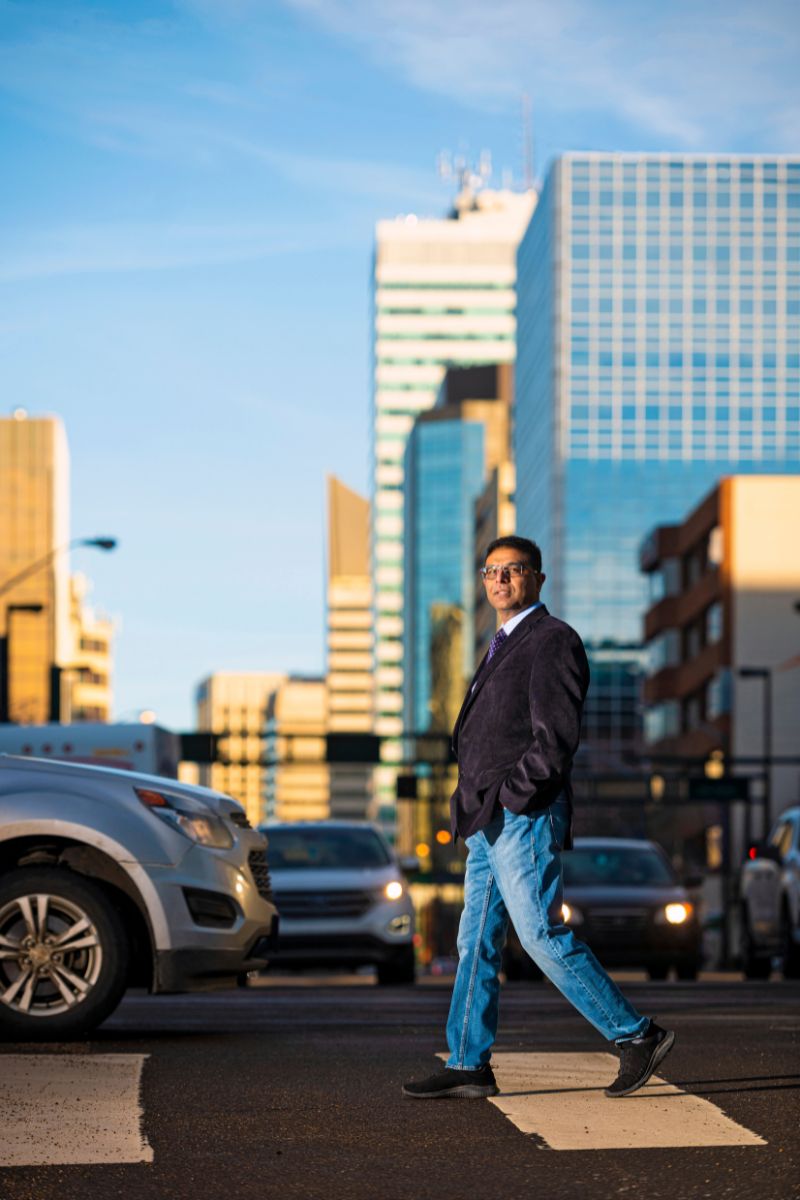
[{"xmin": 487, "ymin": 626, "xmax": 507, "ymax": 661}]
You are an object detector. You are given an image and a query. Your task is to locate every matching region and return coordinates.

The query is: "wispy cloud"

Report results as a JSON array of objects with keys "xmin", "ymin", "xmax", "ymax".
[
  {"xmin": 0, "ymin": 6, "xmax": 444, "ymax": 208},
  {"xmin": 282, "ymin": 0, "xmax": 800, "ymax": 148},
  {"xmin": 0, "ymin": 218, "xmax": 343, "ymax": 282}
]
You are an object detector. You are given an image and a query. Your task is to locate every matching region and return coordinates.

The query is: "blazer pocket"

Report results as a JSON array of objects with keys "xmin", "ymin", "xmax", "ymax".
[{"xmin": 476, "ymin": 760, "xmax": 518, "ymax": 788}]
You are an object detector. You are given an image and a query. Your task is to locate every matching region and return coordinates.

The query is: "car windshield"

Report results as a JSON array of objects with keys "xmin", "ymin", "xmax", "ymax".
[
  {"xmin": 563, "ymin": 846, "xmax": 676, "ymax": 887},
  {"xmin": 263, "ymin": 827, "xmax": 392, "ymax": 870}
]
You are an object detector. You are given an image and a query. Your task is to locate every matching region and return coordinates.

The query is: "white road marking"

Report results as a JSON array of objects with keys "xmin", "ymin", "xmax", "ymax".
[
  {"xmin": 0, "ymin": 1054, "xmax": 153, "ymax": 1166},
  {"xmin": 439, "ymin": 1052, "xmax": 767, "ymax": 1150}
]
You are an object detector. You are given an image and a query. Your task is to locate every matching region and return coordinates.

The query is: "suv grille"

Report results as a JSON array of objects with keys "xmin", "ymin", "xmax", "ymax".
[
  {"xmin": 273, "ymin": 890, "xmax": 374, "ymax": 920},
  {"xmin": 248, "ymin": 849, "xmax": 273, "ymax": 901},
  {"xmin": 589, "ymin": 909, "xmax": 650, "ymax": 937}
]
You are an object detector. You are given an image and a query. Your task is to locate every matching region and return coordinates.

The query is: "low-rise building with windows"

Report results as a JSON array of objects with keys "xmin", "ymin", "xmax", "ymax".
[{"xmin": 640, "ymin": 475, "xmax": 800, "ymax": 826}]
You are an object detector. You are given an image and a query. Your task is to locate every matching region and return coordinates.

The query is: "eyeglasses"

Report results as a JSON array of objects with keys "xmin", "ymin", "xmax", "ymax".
[{"xmin": 479, "ymin": 562, "xmax": 533, "ymax": 580}]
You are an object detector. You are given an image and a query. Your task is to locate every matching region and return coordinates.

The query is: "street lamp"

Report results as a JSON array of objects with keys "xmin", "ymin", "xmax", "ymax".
[
  {"xmin": 737, "ymin": 666, "xmax": 771, "ymax": 837},
  {"xmin": 0, "ymin": 537, "xmax": 117, "ymax": 723},
  {"xmin": 0, "ymin": 604, "xmax": 44, "ymax": 723},
  {"xmin": 0, "ymin": 537, "xmax": 118, "ymax": 602}
]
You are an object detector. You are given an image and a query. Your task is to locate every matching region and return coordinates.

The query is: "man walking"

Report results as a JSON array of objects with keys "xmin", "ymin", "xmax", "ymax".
[{"xmin": 403, "ymin": 536, "xmax": 674, "ymax": 1101}]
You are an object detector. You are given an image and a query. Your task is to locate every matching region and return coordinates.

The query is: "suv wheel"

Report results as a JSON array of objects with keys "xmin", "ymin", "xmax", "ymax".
[
  {"xmin": 741, "ymin": 909, "xmax": 772, "ymax": 980},
  {"xmin": 0, "ymin": 868, "xmax": 130, "ymax": 1041},
  {"xmin": 780, "ymin": 904, "xmax": 800, "ymax": 980},
  {"xmin": 646, "ymin": 962, "xmax": 669, "ymax": 980},
  {"xmin": 376, "ymin": 947, "xmax": 415, "ymax": 986}
]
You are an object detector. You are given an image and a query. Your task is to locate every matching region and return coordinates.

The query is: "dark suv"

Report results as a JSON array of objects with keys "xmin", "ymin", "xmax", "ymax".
[{"xmin": 503, "ymin": 837, "xmax": 702, "ymax": 982}]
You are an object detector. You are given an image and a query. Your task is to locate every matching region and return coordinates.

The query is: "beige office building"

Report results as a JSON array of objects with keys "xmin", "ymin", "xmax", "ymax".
[
  {"xmin": 371, "ymin": 186, "xmax": 535, "ymax": 822},
  {"xmin": 326, "ymin": 476, "xmax": 373, "ymax": 819},
  {"xmin": 194, "ymin": 672, "xmax": 285, "ymax": 826},
  {"xmin": 67, "ymin": 574, "xmax": 114, "ymax": 722},
  {"xmin": 265, "ymin": 676, "xmax": 329, "ymax": 823},
  {"xmin": 1, "ymin": 412, "xmax": 71, "ymax": 723}
]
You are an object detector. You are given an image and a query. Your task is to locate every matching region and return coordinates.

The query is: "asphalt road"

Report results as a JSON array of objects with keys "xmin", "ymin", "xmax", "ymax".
[{"xmin": 1, "ymin": 975, "xmax": 798, "ymax": 1200}]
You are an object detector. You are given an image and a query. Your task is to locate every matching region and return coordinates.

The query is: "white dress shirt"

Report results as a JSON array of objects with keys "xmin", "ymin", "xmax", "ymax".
[{"xmin": 500, "ymin": 601, "xmax": 544, "ymax": 638}]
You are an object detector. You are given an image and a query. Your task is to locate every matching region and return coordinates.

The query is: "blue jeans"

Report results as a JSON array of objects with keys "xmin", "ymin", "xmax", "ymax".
[{"xmin": 446, "ymin": 802, "xmax": 649, "ymax": 1069}]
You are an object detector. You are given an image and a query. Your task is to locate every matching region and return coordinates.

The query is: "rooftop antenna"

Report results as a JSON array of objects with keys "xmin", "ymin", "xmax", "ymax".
[
  {"xmin": 438, "ymin": 149, "xmax": 492, "ymax": 195},
  {"xmin": 522, "ymin": 93, "xmax": 534, "ymax": 191}
]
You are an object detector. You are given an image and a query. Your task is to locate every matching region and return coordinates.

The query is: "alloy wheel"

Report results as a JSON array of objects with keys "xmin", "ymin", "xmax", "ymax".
[{"xmin": 0, "ymin": 892, "xmax": 103, "ymax": 1017}]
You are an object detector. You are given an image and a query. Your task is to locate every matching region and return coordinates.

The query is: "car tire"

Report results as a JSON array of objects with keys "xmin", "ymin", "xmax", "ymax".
[
  {"xmin": 376, "ymin": 947, "xmax": 416, "ymax": 986},
  {"xmin": 502, "ymin": 948, "xmax": 544, "ymax": 983},
  {"xmin": 646, "ymin": 963, "xmax": 669, "ymax": 980},
  {"xmin": 780, "ymin": 904, "xmax": 800, "ymax": 980},
  {"xmin": 0, "ymin": 867, "xmax": 130, "ymax": 1041},
  {"xmin": 741, "ymin": 910, "xmax": 772, "ymax": 980},
  {"xmin": 675, "ymin": 957, "xmax": 700, "ymax": 981}
]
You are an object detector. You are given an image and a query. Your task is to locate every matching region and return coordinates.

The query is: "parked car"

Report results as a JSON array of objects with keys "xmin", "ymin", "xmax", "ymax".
[
  {"xmin": 258, "ymin": 820, "xmax": 416, "ymax": 984},
  {"xmin": 740, "ymin": 806, "xmax": 800, "ymax": 979},
  {"xmin": 0, "ymin": 754, "xmax": 278, "ymax": 1040},
  {"xmin": 503, "ymin": 836, "xmax": 702, "ymax": 982}
]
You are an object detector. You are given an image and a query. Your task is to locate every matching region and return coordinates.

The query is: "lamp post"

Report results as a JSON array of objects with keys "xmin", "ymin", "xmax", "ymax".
[
  {"xmin": 737, "ymin": 666, "xmax": 772, "ymax": 838},
  {"xmin": 0, "ymin": 537, "xmax": 117, "ymax": 602},
  {"xmin": 0, "ymin": 604, "xmax": 44, "ymax": 723},
  {"xmin": 0, "ymin": 537, "xmax": 117, "ymax": 723}
]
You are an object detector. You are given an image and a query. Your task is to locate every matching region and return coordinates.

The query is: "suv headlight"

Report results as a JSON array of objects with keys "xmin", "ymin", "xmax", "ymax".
[
  {"xmin": 136, "ymin": 787, "xmax": 234, "ymax": 849},
  {"xmin": 655, "ymin": 902, "xmax": 694, "ymax": 925},
  {"xmin": 384, "ymin": 880, "xmax": 404, "ymax": 901}
]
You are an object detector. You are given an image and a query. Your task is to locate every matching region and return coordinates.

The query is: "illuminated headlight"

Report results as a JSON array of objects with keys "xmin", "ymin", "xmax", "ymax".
[
  {"xmin": 384, "ymin": 880, "xmax": 404, "ymax": 901},
  {"xmin": 136, "ymin": 787, "xmax": 234, "ymax": 849},
  {"xmin": 562, "ymin": 902, "xmax": 583, "ymax": 925},
  {"xmin": 664, "ymin": 902, "xmax": 692, "ymax": 925}
]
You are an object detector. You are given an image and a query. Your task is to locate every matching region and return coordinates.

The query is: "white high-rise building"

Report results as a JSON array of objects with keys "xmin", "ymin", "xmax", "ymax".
[{"xmin": 370, "ymin": 186, "xmax": 536, "ymax": 824}]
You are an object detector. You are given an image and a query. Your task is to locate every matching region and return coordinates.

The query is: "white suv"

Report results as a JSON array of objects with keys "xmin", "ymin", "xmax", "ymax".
[
  {"xmin": 740, "ymin": 806, "xmax": 800, "ymax": 979},
  {"xmin": 259, "ymin": 821, "xmax": 416, "ymax": 984},
  {"xmin": 0, "ymin": 754, "xmax": 278, "ymax": 1039}
]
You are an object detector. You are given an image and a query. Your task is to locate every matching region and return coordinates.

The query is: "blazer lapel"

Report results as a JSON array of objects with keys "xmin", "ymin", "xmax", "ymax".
[{"xmin": 452, "ymin": 605, "xmax": 549, "ymax": 748}]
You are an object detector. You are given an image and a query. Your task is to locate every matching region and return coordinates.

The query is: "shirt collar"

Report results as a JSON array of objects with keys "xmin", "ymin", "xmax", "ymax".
[{"xmin": 501, "ymin": 602, "xmax": 543, "ymax": 638}]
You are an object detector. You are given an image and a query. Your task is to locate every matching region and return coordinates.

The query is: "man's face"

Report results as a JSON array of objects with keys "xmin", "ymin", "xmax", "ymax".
[{"xmin": 482, "ymin": 546, "xmax": 545, "ymax": 620}]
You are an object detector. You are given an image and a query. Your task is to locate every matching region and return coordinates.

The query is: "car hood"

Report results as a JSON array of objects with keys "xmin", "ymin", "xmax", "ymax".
[
  {"xmin": 268, "ymin": 865, "xmax": 401, "ymax": 892},
  {"xmin": 0, "ymin": 753, "xmax": 243, "ymax": 821},
  {"xmin": 563, "ymin": 883, "xmax": 690, "ymax": 906}
]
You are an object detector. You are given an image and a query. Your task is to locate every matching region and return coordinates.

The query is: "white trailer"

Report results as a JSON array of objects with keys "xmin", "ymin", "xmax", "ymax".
[{"xmin": 0, "ymin": 723, "xmax": 181, "ymax": 779}]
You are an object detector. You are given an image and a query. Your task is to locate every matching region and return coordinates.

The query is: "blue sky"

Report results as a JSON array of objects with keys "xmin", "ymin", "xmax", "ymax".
[{"xmin": 1, "ymin": 0, "xmax": 798, "ymax": 729}]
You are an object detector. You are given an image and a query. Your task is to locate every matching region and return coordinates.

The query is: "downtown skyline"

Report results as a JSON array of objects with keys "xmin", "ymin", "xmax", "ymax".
[{"xmin": 1, "ymin": 0, "xmax": 799, "ymax": 728}]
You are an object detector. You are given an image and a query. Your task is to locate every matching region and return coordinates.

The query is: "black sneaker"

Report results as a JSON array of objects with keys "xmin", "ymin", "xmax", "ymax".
[
  {"xmin": 605, "ymin": 1020, "xmax": 675, "ymax": 1098},
  {"xmin": 402, "ymin": 1064, "xmax": 498, "ymax": 1099}
]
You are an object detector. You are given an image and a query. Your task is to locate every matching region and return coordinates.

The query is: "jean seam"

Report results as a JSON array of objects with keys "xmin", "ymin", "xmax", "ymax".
[
  {"xmin": 527, "ymin": 817, "xmax": 629, "ymax": 1038},
  {"xmin": 455, "ymin": 861, "xmax": 494, "ymax": 1069}
]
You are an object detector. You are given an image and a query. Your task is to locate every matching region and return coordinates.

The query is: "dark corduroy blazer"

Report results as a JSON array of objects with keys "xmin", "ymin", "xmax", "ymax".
[{"xmin": 449, "ymin": 605, "xmax": 590, "ymax": 846}]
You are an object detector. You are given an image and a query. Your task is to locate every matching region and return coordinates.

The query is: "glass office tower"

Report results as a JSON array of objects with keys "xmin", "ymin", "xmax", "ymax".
[
  {"xmin": 515, "ymin": 153, "xmax": 800, "ymax": 760},
  {"xmin": 403, "ymin": 415, "xmax": 486, "ymax": 733}
]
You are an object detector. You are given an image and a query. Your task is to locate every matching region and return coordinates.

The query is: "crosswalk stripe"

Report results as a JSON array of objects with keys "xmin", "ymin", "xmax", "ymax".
[
  {"xmin": 440, "ymin": 1052, "xmax": 767, "ymax": 1150},
  {"xmin": 0, "ymin": 1054, "xmax": 154, "ymax": 1166}
]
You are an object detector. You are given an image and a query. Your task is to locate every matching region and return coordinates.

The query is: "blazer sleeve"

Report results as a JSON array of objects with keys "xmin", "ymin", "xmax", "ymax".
[{"xmin": 495, "ymin": 628, "xmax": 589, "ymax": 814}]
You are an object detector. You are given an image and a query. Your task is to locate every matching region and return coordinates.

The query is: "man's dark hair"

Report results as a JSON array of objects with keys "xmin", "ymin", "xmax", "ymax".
[{"xmin": 484, "ymin": 535, "xmax": 542, "ymax": 573}]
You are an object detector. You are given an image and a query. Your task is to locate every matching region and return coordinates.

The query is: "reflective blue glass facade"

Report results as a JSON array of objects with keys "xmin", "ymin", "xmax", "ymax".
[
  {"xmin": 403, "ymin": 418, "xmax": 485, "ymax": 732},
  {"xmin": 515, "ymin": 154, "xmax": 800, "ymax": 754}
]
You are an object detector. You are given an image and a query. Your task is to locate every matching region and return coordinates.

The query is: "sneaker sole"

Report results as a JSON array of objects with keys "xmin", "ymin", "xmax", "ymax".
[
  {"xmin": 604, "ymin": 1030, "xmax": 676, "ymax": 1098},
  {"xmin": 402, "ymin": 1084, "xmax": 499, "ymax": 1100}
]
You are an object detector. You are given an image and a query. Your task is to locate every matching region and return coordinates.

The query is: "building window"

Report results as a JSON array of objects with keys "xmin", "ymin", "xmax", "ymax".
[
  {"xmin": 707, "ymin": 670, "xmax": 731, "ymax": 719},
  {"xmin": 705, "ymin": 602, "xmax": 723, "ymax": 644},
  {"xmin": 644, "ymin": 701, "xmax": 680, "ymax": 743}
]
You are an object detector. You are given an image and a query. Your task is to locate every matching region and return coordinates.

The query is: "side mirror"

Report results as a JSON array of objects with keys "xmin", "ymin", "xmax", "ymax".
[
  {"xmin": 398, "ymin": 854, "xmax": 420, "ymax": 874},
  {"xmin": 683, "ymin": 874, "xmax": 705, "ymax": 889}
]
